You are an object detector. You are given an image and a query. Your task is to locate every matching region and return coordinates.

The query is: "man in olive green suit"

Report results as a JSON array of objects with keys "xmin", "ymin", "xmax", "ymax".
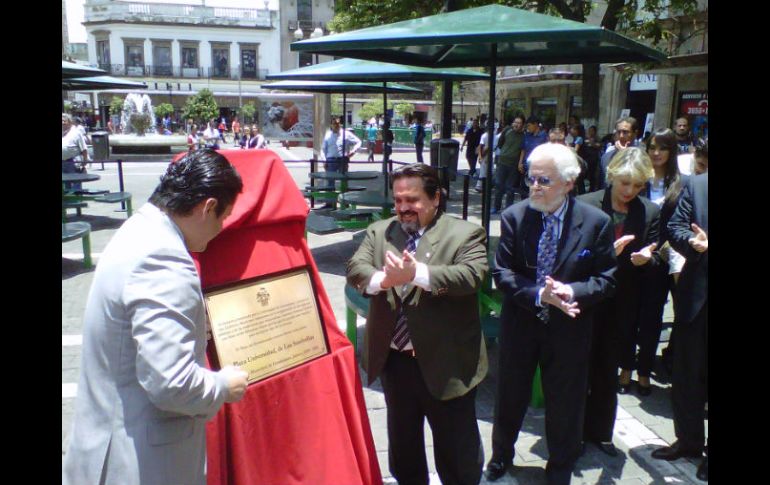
[{"xmin": 347, "ymin": 163, "xmax": 488, "ymax": 485}]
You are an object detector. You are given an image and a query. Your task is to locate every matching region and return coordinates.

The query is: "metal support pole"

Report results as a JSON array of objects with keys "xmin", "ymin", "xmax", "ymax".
[
  {"xmin": 117, "ymin": 159, "xmax": 126, "ymax": 211},
  {"xmin": 382, "ymin": 84, "xmax": 389, "ymax": 198},
  {"xmin": 482, "ymin": 44, "xmax": 497, "ymax": 238}
]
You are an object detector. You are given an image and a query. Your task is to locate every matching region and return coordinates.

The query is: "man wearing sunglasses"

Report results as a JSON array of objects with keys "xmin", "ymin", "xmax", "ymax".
[
  {"xmin": 486, "ymin": 143, "xmax": 618, "ymax": 485},
  {"xmin": 596, "ymin": 116, "xmax": 638, "ymax": 190}
]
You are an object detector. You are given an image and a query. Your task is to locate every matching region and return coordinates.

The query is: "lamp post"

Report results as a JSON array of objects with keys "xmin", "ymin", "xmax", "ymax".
[
  {"xmin": 309, "ymin": 24, "xmax": 327, "ymax": 162},
  {"xmin": 293, "ymin": 26, "xmax": 304, "ymax": 68},
  {"xmin": 310, "ymin": 24, "xmax": 324, "ymax": 65},
  {"xmin": 459, "ymin": 84, "xmax": 465, "ymax": 132}
]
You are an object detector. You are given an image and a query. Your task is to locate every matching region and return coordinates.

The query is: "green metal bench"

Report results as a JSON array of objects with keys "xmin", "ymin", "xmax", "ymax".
[
  {"xmin": 62, "ymin": 222, "xmax": 93, "ymax": 269},
  {"xmin": 92, "ymin": 192, "xmax": 133, "ymax": 217},
  {"xmin": 344, "ymin": 284, "xmax": 369, "ymax": 351},
  {"xmin": 305, "ymin": 211, "xmax": 344, "ymax": 236},
  {"xmin": 62, "ymin": 200, "xmax": 88, "ymax": 219}
]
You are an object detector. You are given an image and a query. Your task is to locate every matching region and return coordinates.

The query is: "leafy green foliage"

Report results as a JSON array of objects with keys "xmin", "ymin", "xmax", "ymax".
[
  {"xmin": 331, "ymin": 94, "xmax": 343, "ymax": 116},
  {"xmin": 153, "ymin": 103, "xmax": 175, "ymax": 119},
  {"xmin": 129, "ymin": 113, "xmax": 152, "ymax": 135},
  {"xmin": 181, "ymin": 89, "xmax": 219, "ymax": 125},
  {"xmin": 358, "ymin": 99, "xmax": 393, "ymax": 122},
  {"xmin": 394, "ymin": 102, "xmax": 415, "ymax": 120},
  {"xmin": 329, "ymin": 0, "xmax": 698, "ymax": 52},
  {"xmin": 109, "ymin": 96, "xmax": 124, "ymax": 115},
  {"xmin": 239, "ymin": 103, "xmax": 257, "ymax": 123}
]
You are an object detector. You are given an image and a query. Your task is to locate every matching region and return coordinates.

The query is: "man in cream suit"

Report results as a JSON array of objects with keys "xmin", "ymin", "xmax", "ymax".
[
  {"xmin": 347, "ymin": 163, "xmax": 488, "ymax": 485},
  {"xmin": 63, "ymin": 149, "xmax": 249, "ymax": 485}
]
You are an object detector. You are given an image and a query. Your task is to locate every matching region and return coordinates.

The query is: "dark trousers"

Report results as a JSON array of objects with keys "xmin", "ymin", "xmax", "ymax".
[
  {"xmin": 380, "ymin": 351, "xmax": 483, "ymax": 485},
  {"xmin": 671, "ymin": 303, "xmax": 708, "ymax": 450},
  {"xmin": 466, "ymin": 151, "xmax": 479, "ymax": 175},
  {"xmin": 415, "ymin": 142, "xmax": 424, "ymax": 164},
  {"xmin": 491, "ymin": 316, "xmax": 590, "ymax": 485},
  {"xmin": 323, "ymin": 157, "xmax": 343, "ymax": 188},
  {"xmin": 62, "ymin": 159, "xmax": 82, "ymax": 191},
  {"xmin": 494, "ymin": 163, "xmax": 521, "ymax": 210},
  {"xmin": 583, "ymin": 303, "xmax": 619, "ymax": 443},
  {"xmin": 619, "ymin": 266, "xmax": 671, "ymax": 376}
]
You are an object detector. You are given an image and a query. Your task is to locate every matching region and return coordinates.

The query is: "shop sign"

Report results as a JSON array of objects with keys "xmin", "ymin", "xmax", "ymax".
[
  {"xmin": 630, "ymin": 73, "xmax": 658, "ymax": 91},
  {"xmin": 679, "ymin": 91, "xmax": 708, "ymax": 116}
]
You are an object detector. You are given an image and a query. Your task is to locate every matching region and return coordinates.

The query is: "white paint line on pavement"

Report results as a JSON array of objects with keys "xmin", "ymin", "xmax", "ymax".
[
  {"xmin": 62, "ymin": 335, "xmax": 82, "ymax": 346},
  {"xmin": 613, "ymin": 405, "xmax": 701, "ymax": 483},
  {"xmin": 275, "ymin": 147, "xmax": 302, "ymax": 161},
  {"xmin": 63, "ymin": 383, "xmax": 78, "ymax": 399}
]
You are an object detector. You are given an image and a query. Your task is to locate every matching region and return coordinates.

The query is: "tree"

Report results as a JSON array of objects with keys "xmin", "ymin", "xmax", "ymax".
[
  {"xmin": 358, "ymin": 99, "xmax": 393, "ymax": 123},
  {"xmin": 239, "ymin": 102, "xmax": 257, "ymax": 123},
  {"xmin": 109, "ymin": 96, "xmax": 125, "ymax": 116},
  {"xmin": 394, "ymin": 102, "xmax": 415, "ymax": 121},
  {"xmin": 154, "ymin": 103, "xmax": 175, "ymax": 120},
  {"xmin": 182, "ymin": 88, "xmax": 219, "ymax": 125},
  {"xmin": 330, "ymin": 94, "xmax": 343, "ymax": 117},
  {"xmin": 328, "ymin": 0, "xmax": 699, "ymax": 125}
]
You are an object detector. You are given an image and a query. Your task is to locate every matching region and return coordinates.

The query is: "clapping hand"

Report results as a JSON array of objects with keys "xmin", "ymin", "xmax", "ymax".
[
  {"xmin": 614, "ymin": 234, "xmax": 636, "ymax": 256},
  {"xmin": 630, "ymin": 242, "xmax": 657, "ymax": 266},
  {"xmin": 688, "ymin": 223, "xmax": 708, "ymax": 252},
  {"xmin": 542, "ymin": 276, "xmax": 580, "ymax": 318},
  {"xmin": 380, "ymin": 250, "xmax": 417, "ymax": 288}
]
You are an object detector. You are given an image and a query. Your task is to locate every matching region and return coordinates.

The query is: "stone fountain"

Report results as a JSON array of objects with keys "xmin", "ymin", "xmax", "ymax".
[{"xmin": 110, "ymin": 93, "xmax": 187, "ymax": 154}]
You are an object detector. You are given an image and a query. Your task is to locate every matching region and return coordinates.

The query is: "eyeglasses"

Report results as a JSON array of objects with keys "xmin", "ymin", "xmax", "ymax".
[{"xmin": 524, "ymin": 175, "xmax": 553, "ymax": 187}]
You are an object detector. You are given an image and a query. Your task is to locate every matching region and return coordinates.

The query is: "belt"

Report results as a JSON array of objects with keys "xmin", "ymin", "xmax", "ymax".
[{"xmin": 390, "ymin": 348, "xmax": 416, "ymax": 358}]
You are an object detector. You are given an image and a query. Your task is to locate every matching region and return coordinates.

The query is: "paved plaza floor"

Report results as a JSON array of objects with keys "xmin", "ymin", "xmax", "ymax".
[{"xmin": 62, "ymin": 142, "xmax": 706, "ymax": 484}]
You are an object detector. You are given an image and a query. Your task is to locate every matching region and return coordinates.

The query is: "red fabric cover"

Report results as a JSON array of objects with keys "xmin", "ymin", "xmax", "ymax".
[{"xmin": 189, "ymin": 149, "xmax": 382, "ymax": 485}]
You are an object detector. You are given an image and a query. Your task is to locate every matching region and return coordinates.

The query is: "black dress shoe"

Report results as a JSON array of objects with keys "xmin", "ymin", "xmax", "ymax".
[
  {"xmin": 618, "ymin": 382, "xmax": 632, "ymax": 394},
  {"xmin": 637, "ymin": 383, "xmax": 652, "ymax": 396},
  {"xmin": 594, "ymin": 441, "xmax": 618, "ymax": 457},
  {"xmin": 651, "ymin": 441, "xmax": 703, "ymax": 461},
  {"xmin": 696, "ymin": 456, "xmax": 708, "ymax": 481},
  {"xmin": 484, "ymin": 459, "xmax": 509, "ymax": 481}
]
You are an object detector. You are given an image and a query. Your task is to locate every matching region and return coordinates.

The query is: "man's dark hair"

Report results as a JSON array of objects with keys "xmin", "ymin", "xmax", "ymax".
[
  {"xmin": 391, "ymin": 163, "xmax": 444, "ymax": 209},
  {"xmin": 149, "ymin": 149, "xmax": 243, "ymax": 217}
]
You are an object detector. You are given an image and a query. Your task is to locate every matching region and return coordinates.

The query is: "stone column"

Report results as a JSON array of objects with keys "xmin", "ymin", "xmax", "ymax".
[
  {"xmin": 313, "ymin": 93, "xmax": 330, "ymax": 159},
  {"xmin": 654, "ymin": 74, "xmax": 677, "ymax": 131}
]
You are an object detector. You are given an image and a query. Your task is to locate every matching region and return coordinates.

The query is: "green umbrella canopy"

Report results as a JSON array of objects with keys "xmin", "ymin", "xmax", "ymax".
[
  {"xmin": 267, "ymin": 58, "xmax": 487, "ymax": 82},
  {"xmin": 291, "ymin": 4, "xmax": 667, "ymax": 68},
  {"xmin": 260, "ymin": 80, "xmax": 422, "ymax": 94},
  {"xmin": 62, "ymin": 75, "xmax": 148, "ymax": 91},
  {"xmin": 62, "ymin": 60, "xmax": 107, "ymax": 79}
]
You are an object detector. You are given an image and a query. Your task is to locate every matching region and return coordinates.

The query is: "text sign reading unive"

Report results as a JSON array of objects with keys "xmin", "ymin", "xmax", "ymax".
[{"xmin": 204, "ymin": 268, "xmax": 329, "ymax": 385}]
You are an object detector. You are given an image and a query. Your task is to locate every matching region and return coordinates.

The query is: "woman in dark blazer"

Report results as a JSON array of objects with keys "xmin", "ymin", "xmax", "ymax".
[
  {"xmin": 631, "ymin": 128, "xmax": 690, "ymax": 393},
  {"xmin": 578, "ymin": 147, "xmax": 662, "ymax": 455}
]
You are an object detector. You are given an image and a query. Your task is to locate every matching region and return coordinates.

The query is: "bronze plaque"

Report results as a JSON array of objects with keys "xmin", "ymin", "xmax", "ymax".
[{"xmin": 203, "ymin": 267, "xmax": 329, "ymax": 384}]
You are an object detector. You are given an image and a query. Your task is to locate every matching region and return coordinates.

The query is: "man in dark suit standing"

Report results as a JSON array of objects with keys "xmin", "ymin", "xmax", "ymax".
[
  {"xmin": 653, "ymin": 172, "xmax": 708, "ymax": 481},
  {"xmin": 485, "ymin": 143, "xmax": 617, "ymax": 485},
  {"xmin": 347, "ymin": 163, "xmax": 488, "ymax": 485}
]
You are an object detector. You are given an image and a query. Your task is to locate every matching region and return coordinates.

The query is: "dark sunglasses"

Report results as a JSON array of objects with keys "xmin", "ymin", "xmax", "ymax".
[{"xmin": 524, "ymin": 175, "xmax": 553, "ymax": 187}]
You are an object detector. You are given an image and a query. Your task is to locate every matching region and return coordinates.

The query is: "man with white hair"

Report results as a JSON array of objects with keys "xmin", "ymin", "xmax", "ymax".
[{"xmin": 486, "ymin": 143, "xmax": 618, "ymax": 485}]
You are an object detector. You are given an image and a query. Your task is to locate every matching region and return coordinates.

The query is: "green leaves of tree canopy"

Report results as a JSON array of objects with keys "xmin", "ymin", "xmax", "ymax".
[{"xmin": 182, "ymin": 88, "xmax": 219, "ymax": 125}]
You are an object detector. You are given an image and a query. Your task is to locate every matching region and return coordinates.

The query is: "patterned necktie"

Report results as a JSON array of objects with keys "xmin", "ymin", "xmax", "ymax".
[
  {"xmin": 536, "ymin": 215, "xmax": 558, "ymax": 322},
  {"xmin": 392, "ymin": 232, "xmax": 420, "ymax": 350}
]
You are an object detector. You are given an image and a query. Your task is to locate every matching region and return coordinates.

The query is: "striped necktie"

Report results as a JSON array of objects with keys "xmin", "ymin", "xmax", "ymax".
[
  {"xmin": 392, "ymin": 232, "xmax": 420, "ymax": 350},
  {"xmin": 536, "ymin": 214, "xmax": 558, "ymax": 322}
]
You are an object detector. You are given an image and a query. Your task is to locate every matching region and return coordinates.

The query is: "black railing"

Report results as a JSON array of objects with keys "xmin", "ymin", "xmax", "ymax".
[
  {"xmin": 207, "ymin": 67, "xmax": 269, "ymax": 80},
  {"xmin": 95, "ymin": 64, "xmax": 266, "ymax": 80}
]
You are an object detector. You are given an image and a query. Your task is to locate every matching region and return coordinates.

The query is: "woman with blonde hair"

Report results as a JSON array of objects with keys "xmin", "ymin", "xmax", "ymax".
[{"xmin": 578, "ymin": 147, "xmax": 662, "ymax": 456}]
